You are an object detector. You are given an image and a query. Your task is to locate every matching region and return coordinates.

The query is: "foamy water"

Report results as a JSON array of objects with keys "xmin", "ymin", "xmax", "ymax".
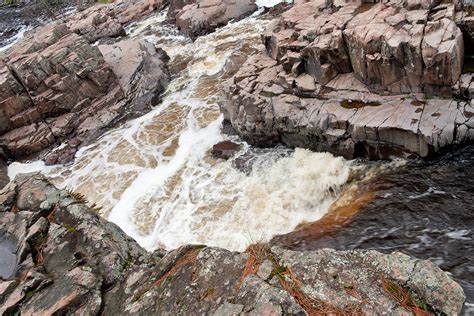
[{"xmin": 7, "ymin": 5, "xmax": 351, "ymax": 252}]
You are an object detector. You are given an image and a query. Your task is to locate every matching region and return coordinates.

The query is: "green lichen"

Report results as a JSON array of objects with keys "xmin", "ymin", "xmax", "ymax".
[
  {"xmin": 63, "ymin": 224, "xmax": 77, "ymax": 233},
  {"xmin": 25, "ymin": 290, "xmax": 35, "ymax": 299}
]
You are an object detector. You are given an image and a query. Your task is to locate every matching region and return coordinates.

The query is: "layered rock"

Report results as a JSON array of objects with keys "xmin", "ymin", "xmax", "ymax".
[
  {"xmin": 168, "ymin": 0, "xmax": 258, "ymax": 40},
  {"xmin": 0, "ymin": 1, "xmax": 170, "ymax": 164},
  {"xmin": 222, "ymin": 0, "xmax": 474, "ymax": 159},
  {"xmin": 66, "ymin": 0, "xmax": 168, "ymax": 43},
  {"xmin": 0, "ymin": 174, "xmax": 466, "ymax": 314}
]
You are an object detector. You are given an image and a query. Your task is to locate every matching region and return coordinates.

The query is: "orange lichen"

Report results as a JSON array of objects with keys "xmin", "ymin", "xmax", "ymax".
[
  {"xmin": 154, "ymin": 248, "xmax": 199, "ymax": 287},
  {"xmin": 277, "ymin": 267, "xmax": 362, "ymax": 316}
]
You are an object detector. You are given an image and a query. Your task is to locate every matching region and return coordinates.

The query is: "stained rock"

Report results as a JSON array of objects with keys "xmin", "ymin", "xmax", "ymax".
[{"xmin": 212, "ymin": 140, "xmax": 242, "ymax": 159}]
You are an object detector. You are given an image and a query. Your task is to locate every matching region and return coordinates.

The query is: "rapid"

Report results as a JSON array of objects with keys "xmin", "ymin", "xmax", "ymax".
[
  {"xmin": 8, "ymin": 6, "xmax": 350, "ymax": 252},
  {"xmin": 3, "ymin": 1, "xmax": 473, "ymax": 308}
]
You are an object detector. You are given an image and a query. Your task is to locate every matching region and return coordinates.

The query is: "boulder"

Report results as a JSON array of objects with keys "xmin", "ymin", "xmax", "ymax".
[
  {"xmin": 98, "ymin": 39, "xmax": 171, "ymax": 111},
  {"xmin": 169, "ymin": 0, "xmax": 258, "ymax": 40},
  {"xmin": 211, "ymin": 140, "xmax": 242, "ymax": 159},
  {"xmin": 0, "ymin": 174, "xmax": 466, "ymax": 315}
]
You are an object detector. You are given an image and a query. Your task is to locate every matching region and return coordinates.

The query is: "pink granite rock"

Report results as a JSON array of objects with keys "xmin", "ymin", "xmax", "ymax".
[
  {"xmin": 0, "ymin": 1, "xmax": 170, "ymax": 164},
  {"xmin": 169, "ymin": 0, "xmax": 258, "ymax": 39},
  {"xmin": 221, "ymin": 0, "xmax": 474, "ymax": 159}
]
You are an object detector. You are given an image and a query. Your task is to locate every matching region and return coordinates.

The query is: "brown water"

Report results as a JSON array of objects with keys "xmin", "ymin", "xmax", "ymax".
[
  {"xmin": 273, "ymin": 145, "xmax": 474, "ymax": 310},
  {"xmin": 8, "ymin": 10, "xmax": 351, "ymax": 252}
]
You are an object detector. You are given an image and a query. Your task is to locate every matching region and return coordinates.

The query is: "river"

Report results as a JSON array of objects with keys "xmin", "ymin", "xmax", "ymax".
[{"xmin": 3, "ymin": 1, "xmax": 473, "ymax": 311}]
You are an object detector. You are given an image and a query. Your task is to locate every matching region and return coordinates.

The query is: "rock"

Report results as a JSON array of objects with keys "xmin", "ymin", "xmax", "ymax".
[
  {"xmin": 114, "ymin": 0, "xmax": 168, "ymax": 25},
  {"xmin": 0, "ymin": 1, "xmax": 170, "ymax": 165},
  {"xmin": 67, "ymin": 0, "xmax": 168, "ymax": 43},
  {"xmin": 98, "ymin": 39, "xmax": 171, "ymax": 110},
  {"xmin": 221, "ymin": 0, "xmax": 474, "ymax": 159},
  {"xmin": 0, "ymin": 174, "xmax": 466, "ymax": 315},
  {"xmin": 169, "ymin": 0, "xmax": 258, "ymax": 40},
  {"xmin": 0, "ymin": 154, "xmax": 8, "ymax": 190},
  {"xmin": 211, "ymin": 140, "xmax": 242, "ymax": 159}
]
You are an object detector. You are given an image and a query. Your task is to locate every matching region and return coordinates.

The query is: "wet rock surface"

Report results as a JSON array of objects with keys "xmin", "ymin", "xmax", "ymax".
[
  {"xmin": 0, "ymin": 1, "xmax": 89, "ymax": 50},
  {"xmin": 168, "ymin": 0, "xmax": 258, "ymax": 40},
  {"xmin": 221, "ymin": 0, "xmax": 474, "ymax": 159},
  {"xmin": 0, "ymin": 0, "xmax": 170, "ymax": 165},
  {"xmin": 0, "ymin": 173, "xmax": 466, "ymax": 314},
  {"xmin": 212, "ymin": 140, "xmax": 242, "ymax": 159}
]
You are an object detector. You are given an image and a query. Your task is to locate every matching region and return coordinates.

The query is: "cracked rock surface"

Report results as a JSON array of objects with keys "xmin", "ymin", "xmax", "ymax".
[
  {"xmin": 0, "ymin": 0, "xmax": 170, "ymax": 167},
  {"xmin": 0, "ymin": 174, "xmax": 466, "ymax": 314},
  {"xmin": 221, "ymin": 0, "xmax": 474, "ymax": 159}
]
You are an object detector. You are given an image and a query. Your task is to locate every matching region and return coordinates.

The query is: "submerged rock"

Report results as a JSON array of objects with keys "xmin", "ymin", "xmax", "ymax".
[
  {"xmin": 0, "ymin": 174, "xmax": 466, "ymax": 314},
  {"xmin": 212, "ymin": 140, "xmax": 242, "ymax": 159},
  {"xmin": 221, "ymin": 0, "xmax": 474, "ymax": 159}
]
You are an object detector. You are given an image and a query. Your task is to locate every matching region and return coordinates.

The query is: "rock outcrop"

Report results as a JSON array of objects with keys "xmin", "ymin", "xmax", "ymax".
[
  {"xmin": 0, "ymin": 174, "xmax": 466, "ymax": 314},
  {"xmin": 221, "ymin": 0, "xmax": 474, "ymax": 159},
  {"xmin": 66, "ymin": 0, "xmax": 168, "ymax": 43},
  {"xmin": 0, "ymin": 0, "xmax": 170, "ymax": 165},
  {"xmin": 168, "ymin": 0, "xmax": 258, "ymax": 40}
]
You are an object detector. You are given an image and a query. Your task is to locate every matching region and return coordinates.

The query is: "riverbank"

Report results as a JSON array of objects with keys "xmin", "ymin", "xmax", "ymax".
[
  {"xmin": 222, "ymin": 0, "xmax": 474, "ymax": 159},
  {"xmin": 0, "ymin": 173, "xmax": 466, "ymax": 314}
]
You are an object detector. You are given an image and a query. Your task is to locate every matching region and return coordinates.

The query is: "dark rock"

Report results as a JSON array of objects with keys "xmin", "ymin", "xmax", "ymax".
[
  {"xmin": 0, "ymin": 154, "xmax": 8, "ymax": 190},
  {"xmin": 212, "ymin": 140, "xmax": 242, "ymax": 159}
]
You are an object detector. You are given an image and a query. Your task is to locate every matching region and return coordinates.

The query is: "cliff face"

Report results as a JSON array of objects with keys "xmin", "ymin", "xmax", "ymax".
[
  {"xmin": 221, "ymin": 0, "xmax": 474, "ymax": 159},
  {"xmin": 0, "ymin": 174, "xmax": 466, "ymax": 314}
]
